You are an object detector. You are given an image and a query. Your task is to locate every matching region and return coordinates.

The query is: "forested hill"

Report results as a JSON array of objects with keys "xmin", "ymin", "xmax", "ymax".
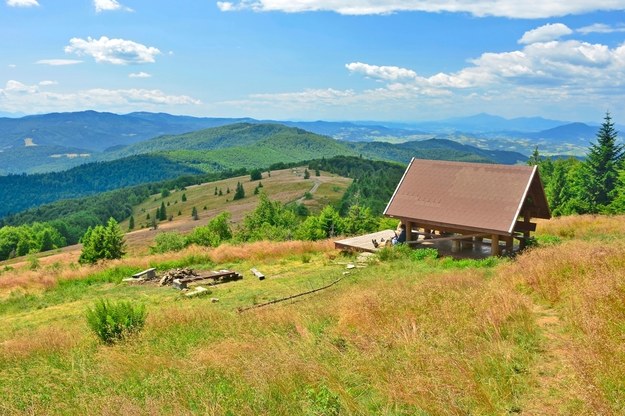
[
  {"xmin": 0, "ymin": 155, "xmax": 202, "ymax": 218},
  {"xmin": 0, "ymin": 123, "xmax": 526, "ymax": 219}
]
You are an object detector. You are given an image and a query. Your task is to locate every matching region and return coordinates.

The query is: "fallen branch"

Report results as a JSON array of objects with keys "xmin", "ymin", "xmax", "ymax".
[{"xmin": 237, "ymin": 276, "xmax": 345, "ymax": 313}]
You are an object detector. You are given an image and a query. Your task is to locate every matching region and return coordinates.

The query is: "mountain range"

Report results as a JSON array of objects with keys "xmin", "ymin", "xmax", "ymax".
[{"xmin": 0, "ymin": 110, "xmax": 608, "ymax": 175}]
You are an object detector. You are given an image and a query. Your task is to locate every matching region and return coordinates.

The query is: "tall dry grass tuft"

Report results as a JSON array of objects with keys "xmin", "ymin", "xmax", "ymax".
[
  {"xmin": 537, "ymin": 214, "xmax": 625, "ymax": 239},
  {"xmin": 0, "ymin": 326, "xmax": 78, "ymax": 359},
  {"xmin": 208, "ymin": 239, "xmax": 334, "ymax": 263},
  {"xmin": 507, "ymin": 238, "xmax": 625, "ymax": 412}
]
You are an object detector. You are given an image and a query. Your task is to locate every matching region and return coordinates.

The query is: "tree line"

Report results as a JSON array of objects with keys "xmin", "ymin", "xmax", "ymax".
[{"xmin": 532, "ymin": 112, "xmax": 625, "ymax": 216}]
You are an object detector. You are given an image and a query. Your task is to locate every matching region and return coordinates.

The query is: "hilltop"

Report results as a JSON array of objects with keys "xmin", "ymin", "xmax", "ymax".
[{"xmin": 0, "ymin": 212, "xmax": 623, "ymax": 414}]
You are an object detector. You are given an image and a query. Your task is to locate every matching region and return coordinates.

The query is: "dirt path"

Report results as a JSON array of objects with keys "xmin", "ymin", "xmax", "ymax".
[
  {"xmin": 294, "ymin": 179, "xmax": 321, "ymax": 204},
  {"xmin": 520, "ymin": 304, "xmax": 610, "ymax": 415}
]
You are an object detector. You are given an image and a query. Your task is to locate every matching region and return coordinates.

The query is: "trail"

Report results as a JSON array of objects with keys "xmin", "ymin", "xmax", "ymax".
[
  {"xmin": 295, "ymin": 179, "xmax": 321, "ymax": 204},
  {"xmin": 520, "ymin": 304, "xmax": 611, "ymax": 415}
]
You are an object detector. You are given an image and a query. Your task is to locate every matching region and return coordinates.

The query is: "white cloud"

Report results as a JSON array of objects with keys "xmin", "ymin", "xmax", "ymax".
[
  {"xmin": 36, "ymin": 59, "xmax": 83, "ymax": 66},
  {"xmin": 519, "ymin": 23, "xmax": 573, "ymax": 44},
  {"xmin": 345, "ymin": 62, "xmax": 417, "ymax": 81},
  {"xmin": 0, "ymin": 80, "xmax": 201, "ymax": 113},
  {"xmin": 578, "ymin": 23, "xmax": 625, "ymax": 34},
  {"xmin": 6, "ymin": 0, "xmax": 39, "ymax": 7},
  {"xmin": 94, "ymin": 0, "xmax": 133, "ymax": 13},
  {"xmin": 222, "ymin": 33, "xmax": 625, "ymax": 120},
  {"xmin": 129, "ymin": 71, "xmax": 152, "ymax": 78},
  {"xmin": 216, "ymin": 1, "xmax": 625, "ymax": 18},
  {"xmin": 39, "ymin": 80, "xmax": 58, "ymax": 86},
  {"xmin": 64, "ymin": 36, "xmax": 160, "ymax": 65},
  {"xmin": 8, "ymin": 64, "xmax": 17, "ymax": 68}
]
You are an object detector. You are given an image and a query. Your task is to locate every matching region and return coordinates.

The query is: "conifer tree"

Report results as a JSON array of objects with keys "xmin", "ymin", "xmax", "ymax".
[
  {"xmin": 159, "ymin": 202, "xmax": 167, "ymax": 221},
  {"xmin": 192, "ymin": 206, "xmax": 199, "ymax": 220},
  {"xmin": 128, "ymin": 215, "xmax": 135, "ymax": 230},
  {"xmin": 233, "ymin": 182, "xmax": 245, "ymax": 200},
  {"xmin": 182, "ymin": 193, "xmax": 187, "ymax": 202},
  {"xmin": 582, "ymin": 112, "xmax": 624, "ymax": 212},
  {"xmin": 304, "ymin": 169, "xmax": 310, "ymax": 179}
]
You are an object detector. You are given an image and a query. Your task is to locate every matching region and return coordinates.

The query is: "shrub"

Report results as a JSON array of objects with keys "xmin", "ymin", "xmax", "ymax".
[
  {"xmin": 86, "ymin": 299, "xmax": 146, "ymax": 345},
  {"xmin": 151, "ymin": 231, "xmax": 187, "ymax": 253}
]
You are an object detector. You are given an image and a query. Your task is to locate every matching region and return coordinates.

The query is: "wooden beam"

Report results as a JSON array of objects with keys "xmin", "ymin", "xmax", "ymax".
[
  {"xmin": 407, "ymin": 233, "xmax": 488, "ymax": 245},
  {"xmin": 514, "ymin": 221, "xmax": 537, "ymax": 232}
]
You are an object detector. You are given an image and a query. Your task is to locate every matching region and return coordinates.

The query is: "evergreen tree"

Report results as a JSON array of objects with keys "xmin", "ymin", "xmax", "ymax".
[
  {"xmin": 304, "ymin": 169, "xmax": 310, "ymax": 179},
  {"xmin": 181, "ymin": 193, "xmax": 187, "ymax": 202},
  {"xmin": 218, "ymin": 189, "xmax": 223, "ymax": 196},
  {"xmin": 233, "ymin": 182, "xmax": 245, "ymax": 200},
  {"xmin": 582, "ymin": 112, "xmax": 624, "ymax": 212},
  {"xmin": 159, "ymin": 202, "xmax": 167, "ymax": 221},
  {"xmin": 192, "ymin": 206, "xmax": 199, "ymax": 220},
  {"xmin": 250, "ymin": 169, "xmax": 262, "ymax": 181},
  {"xmin": 128, "ymin": 215, "xmax": 135, "ymax": 230},
  {"xmin": 527, "ymin": 146, "xmax": 541, "ymax": 166},
  {"xmin": 315, "ymin": 168, "xmax": 320, "ymax": 176},
  {"xmin": 214, "ymin": 187, "xmax": 218, "ymax": 195}
]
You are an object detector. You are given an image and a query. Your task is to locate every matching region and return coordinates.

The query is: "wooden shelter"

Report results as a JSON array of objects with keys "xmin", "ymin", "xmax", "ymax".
[{"xmin": 383, "ymin": 158, "xmax": 550, "ymax": 256}]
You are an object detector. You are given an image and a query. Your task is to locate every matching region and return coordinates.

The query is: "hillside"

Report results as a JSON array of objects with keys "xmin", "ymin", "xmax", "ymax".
[
  {"xmin": 0, "ymin": 124, "xmax": 526, "ymax": 220},
  {"xmin": 0, "ymin": 215, "xmax": 623, "ymax": 414},
  {"xmin": 0, "ymin": 155, "xmax": 204, "ymax": 218}
]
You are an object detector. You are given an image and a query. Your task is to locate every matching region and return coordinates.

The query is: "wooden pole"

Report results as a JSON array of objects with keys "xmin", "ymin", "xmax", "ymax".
[{"xmin": 491, "ymin": 234, "xmax": 500, "ymax": 256}]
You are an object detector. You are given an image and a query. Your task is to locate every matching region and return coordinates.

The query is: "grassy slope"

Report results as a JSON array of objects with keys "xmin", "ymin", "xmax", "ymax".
[{"xmin": 0, "ymin": 215, "xmax": 623, "ymax": 415}]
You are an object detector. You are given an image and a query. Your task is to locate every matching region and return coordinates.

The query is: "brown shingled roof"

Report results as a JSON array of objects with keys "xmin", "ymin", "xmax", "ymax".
[{"xmin": 384, "ymin": 158, "xmax": 550, "ymax": 235}]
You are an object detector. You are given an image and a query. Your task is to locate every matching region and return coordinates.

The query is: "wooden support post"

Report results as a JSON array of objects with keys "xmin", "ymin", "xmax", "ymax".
[
  {"xmin": 451, "ymin": 240, "xmax": 461, "ymax": 253},
  {"xmin": 505, "ymin": 236, "xmax": 513, "ymax": 253},
  {"xmin": 491, "ymin": 235, "xmax": 500, "ymax": 256},
  {"xmin": 406, "ymin": 221, "xmax": 414, "ymax": 242}
]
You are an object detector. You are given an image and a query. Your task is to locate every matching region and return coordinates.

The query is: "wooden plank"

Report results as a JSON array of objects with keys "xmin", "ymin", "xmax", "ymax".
[
  {"xmin": 251, "ymin": 268, "xmax": 265, "ymax": 280},
  {"xmin": 491, "ymin": 234, "xmax": 500, "ymax": 256}
]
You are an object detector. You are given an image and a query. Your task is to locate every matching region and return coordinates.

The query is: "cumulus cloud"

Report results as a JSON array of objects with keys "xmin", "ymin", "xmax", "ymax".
[
  {"xmin": 129, "ymin": 71, "xmax": 152, "ymax": 78},
  {"xmin": 345, "ymin": 62, "xmax": 417, "ymax": 81},
  {"xmin": 36, "ymin": 59, "xmax": 83, "ymax": 66},
  {"xmin": 519, "ymin": 23, "xmax": 573, "ymax": 44},
  {"xmin": 0, "ymin": 80, "xmax": 201, "ymax": 113},
  {"xmin": 39, "ymin": 80, "xmax": 58, "ymax": 86},
  {"xmin": 578, "ymin": 23, "xmax": 625, "ymax": 34},
  {"xmin": 223, "ymin": 31, "xmax": 625, "ymax": 120},
  {"xmin": 6, "ymin": 0, "xmax": 39, "ymax": 7},
  {"xmin": 64, "ymin": 36, "xmax": 160, "ymax": 65},
  {"xmin": 94, "ymin": 0, "xmax": 133, "ymax": 13},
  {"xmin": 216, "ymin": 0, "xmax": 625, "ymax": 18}
]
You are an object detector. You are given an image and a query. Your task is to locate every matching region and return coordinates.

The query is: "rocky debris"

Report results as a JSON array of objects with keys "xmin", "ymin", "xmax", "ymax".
[{"xmin": 159, "ymin": 268, "xmax": 198, "ymax": 286}]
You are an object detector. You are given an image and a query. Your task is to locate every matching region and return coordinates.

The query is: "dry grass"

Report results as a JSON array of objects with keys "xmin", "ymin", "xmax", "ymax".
[
  {"xmin": 506, "ymin": 238, "xmax": 625, "ymax": 413},
  {"xmin": 207, "ymin": 239, "xmax": 334, "ymax": 263},
  {"xmin": 537, "ymin": 214, "xmax": 625, "ymax": 239},
  {"xmin": 0, "ymin": 326, "xmax": 79, "ymax": 359}
]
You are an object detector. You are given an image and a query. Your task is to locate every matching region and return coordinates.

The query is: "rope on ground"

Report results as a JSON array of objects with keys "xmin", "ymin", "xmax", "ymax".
[{"xmin": 237, "ymin": 275, "xmax": 345, "ymax": 313}]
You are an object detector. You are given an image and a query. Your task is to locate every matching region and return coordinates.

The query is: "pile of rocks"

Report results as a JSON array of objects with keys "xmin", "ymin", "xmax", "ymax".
[{"xmin": 159, "ymin": 268, "xmax": 198, "ymax": 286}]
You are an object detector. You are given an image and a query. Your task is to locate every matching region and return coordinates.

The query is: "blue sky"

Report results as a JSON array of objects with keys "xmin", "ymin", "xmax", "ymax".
[{"xmin": 2, "ymin": 0, "xmax": 625, "ymax": 123}]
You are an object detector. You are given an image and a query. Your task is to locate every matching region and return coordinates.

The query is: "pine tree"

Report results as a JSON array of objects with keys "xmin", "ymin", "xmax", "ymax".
[
  {"xmin": 582, "ymin": 112, "xmax": 624, "ymax": 212},
  {"xmin": 159, "ymin": 202, "xmax": 167, "ymax": 221},
  {"xmin": 304, "ymin": 169, "xmax": 310, "ymax": 179},
  {"xmin": 79, "ymin": 218, "xmax": 126, "ymax": 264},
  {"xmin": 527, "ymin": 146, "xmax": 541, "ymax": 166},
  {"xmin": 181, "ymin": 193, "xmax": 187, "ymax": 202},
  {"xmin": 315, "ymin": 168, "xmax": 320, "ymax": 176},
  {"xmin": 192, "ymin": 206, "xmax": 199, "ymax": 220},
  {"xmin": 128, "ymin": 215, "xmax": 135, "ymax": 230},
  {"xmin": 214, "ymin": 187, "xmax": 218, "ymax": 195},
  {"xmin": 233, "ymin": 182, "xmax": 245, "ymax": 200}
]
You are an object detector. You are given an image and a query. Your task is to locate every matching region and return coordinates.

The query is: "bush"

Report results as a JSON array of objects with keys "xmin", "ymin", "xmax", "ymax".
[
  {"xmin": 151, "ymin": 231, "xmax": 187, "ymax": 253},
  {"xmin": 86, "ymin": 299, "xmax": 147, "ymax": 345},
  {"xmin": 411, "ymin": 248, "xmax": 439, "ymax": 261}
]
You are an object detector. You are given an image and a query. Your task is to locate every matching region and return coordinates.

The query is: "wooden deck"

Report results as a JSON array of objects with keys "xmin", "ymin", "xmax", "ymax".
[
  {"xmin": 335, "ymin": 230, "xmax": 514, "ymax": 259},
  {"xmin": 334, "ymin": 230, "xmax": 396, "ymax": 253}
]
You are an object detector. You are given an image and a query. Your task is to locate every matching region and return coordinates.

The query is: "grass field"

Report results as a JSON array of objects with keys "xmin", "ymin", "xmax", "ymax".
[{"xmin": 0, "ymin": 215, "xmax": 624, "ymax": 415}]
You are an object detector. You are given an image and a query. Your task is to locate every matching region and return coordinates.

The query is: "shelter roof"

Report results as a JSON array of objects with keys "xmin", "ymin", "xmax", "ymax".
[{"xmin": 384, "ymin": 158, "xmax": 550, "ymax": 235}]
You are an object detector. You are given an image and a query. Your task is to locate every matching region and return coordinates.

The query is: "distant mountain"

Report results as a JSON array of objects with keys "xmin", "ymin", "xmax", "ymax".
[
  {"xmin": 409, "ymin": 113, "xmax": 567, "ymax": 133},
  {"xmin": 280, "ymin": 120, "xmax": 430, "ymax": 142},
  {"xmin": 528, "ymin": 122, "xmax": 599, "ymax": 144}
]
